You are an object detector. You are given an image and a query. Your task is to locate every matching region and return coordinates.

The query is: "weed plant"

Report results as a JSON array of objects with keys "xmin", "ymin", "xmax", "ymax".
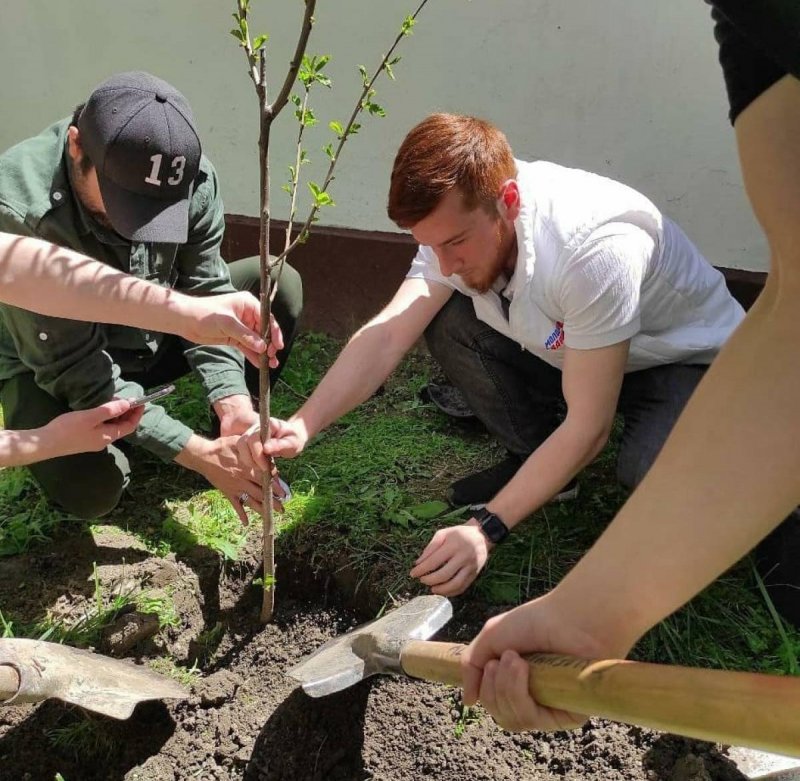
[{"xmin": 148, "ymin": 656, "xmax": 201, "ymax": 686}]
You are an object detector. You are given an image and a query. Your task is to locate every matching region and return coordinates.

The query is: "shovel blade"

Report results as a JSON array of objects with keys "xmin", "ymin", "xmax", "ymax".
[
  {"xmin": 0, "ymin": 638, "xmax": 187, "ymax": 720},
  {"xmin": 289, "ymin": 595, "xmax": 452, "ymax": 698}
]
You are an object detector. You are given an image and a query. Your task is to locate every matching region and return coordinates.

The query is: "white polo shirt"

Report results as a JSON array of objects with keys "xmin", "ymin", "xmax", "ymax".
[{"xmin": 406, "ymin": 160, "xmax": 745, "ymax": 372}]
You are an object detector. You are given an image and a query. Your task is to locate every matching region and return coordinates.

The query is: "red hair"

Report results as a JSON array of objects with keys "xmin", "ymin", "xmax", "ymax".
[{"xmin": 387, "ymin": 113, "xmax": 516, "ymax": 228}]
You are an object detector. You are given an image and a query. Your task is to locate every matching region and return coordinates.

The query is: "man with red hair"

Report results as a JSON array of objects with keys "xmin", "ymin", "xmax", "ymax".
[{"xmin": 240, "ymin": 112, "xmax": 744, "ymax": 596}]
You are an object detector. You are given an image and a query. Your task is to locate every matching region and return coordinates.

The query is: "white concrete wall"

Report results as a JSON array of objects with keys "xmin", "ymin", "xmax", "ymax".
[{"xmin": 0, "ymin": 0, "xmax": 767, "ymax": 270}]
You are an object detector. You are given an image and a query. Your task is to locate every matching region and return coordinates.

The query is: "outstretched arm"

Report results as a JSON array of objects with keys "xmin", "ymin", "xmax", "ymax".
[
  {"xmin": 410, "ymin": 340, "xmax": 629, "ymax": 598},
  {"xmin": 0, "ymin": 399, "xmax": 144, "ymax": 468},
  {"xmin": 239, "ymin": 278, "xmax": 452, "ymax": 470},
  {"xmin": 0, "ymin": 233, "xmax": 273, "ymax": 366}
]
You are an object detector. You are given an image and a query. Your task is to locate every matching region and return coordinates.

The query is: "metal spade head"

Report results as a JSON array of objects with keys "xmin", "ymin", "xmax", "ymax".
[
  {"xmin": 0, "ymin": 638, "xmax": 187, "ymax": 720},
  {"xmin": 288, "ymin": 595, "xmax": 452, "ymax": 697}
]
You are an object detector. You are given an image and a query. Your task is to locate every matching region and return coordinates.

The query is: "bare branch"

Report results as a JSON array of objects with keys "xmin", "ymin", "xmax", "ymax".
[
  {"xmin": 268, "ymin": 0, "xmax": 317, "ymax": 119},
  {"xmin": 284, "ymin": 88, "xmax": 310, "ymax": 254}
]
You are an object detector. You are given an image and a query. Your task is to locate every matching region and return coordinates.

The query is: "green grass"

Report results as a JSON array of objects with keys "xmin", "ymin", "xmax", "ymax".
[
  {"xmin": 47, "ymin": 715, "xmax": 116, "ymax": 762},
  {"xmin": 148, "ymin": 656, "xmax": 201, "ymax": 686},
  {"xmin": 0, "ymin": 561, "xmax": 180, "ymax": 646},
  {"xmin": 0, "ymin": 468, "xmax": 79, "ymax": 556},
  {"xmin": 161, "ymin": 491, "xmax": 249, "ymax": 560},
  {"xmin": 4, "ymin": 563, "xmax": 135, "ymax": 647},
  {"xmin": 1, "ymin": 332, "xmax": 799, "ymax": 676}
]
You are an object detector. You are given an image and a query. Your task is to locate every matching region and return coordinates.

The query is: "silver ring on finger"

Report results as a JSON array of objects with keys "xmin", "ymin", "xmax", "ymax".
[{"xmin": 238, "ymin": 491, "xmax": 250, "ymax": 505}]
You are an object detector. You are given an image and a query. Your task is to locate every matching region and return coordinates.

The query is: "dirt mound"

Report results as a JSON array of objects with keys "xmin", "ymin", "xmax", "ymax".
[{"xmin": 0, "ymin": 529, "xmax": 749, "ymax": 780}]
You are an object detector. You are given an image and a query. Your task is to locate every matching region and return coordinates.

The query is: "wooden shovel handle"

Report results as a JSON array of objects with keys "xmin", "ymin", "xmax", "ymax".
[
  {"xmin": 401, "ymin": 641, "xmax": 800, "ymax": 756},
  {"xmin": 0, "ymin": 664, "xmax": 19, "ymax": 702}
]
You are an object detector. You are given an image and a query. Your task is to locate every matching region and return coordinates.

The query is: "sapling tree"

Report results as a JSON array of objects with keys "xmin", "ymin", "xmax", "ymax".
[{"xmin": 230, "ymin": 0, "xmax": 429, "ymax": 622}]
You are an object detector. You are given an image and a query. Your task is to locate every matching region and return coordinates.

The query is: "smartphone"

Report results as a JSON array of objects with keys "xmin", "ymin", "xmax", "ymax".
[{"xmin": 128, "ymin": 384, "xmax": 176, "ymax": 409}]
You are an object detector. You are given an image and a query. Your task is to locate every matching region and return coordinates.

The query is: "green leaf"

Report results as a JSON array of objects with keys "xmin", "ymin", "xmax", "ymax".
[
  {"xmin": 308, "ymin": 182, "xmax": 334, "ymax": 208},
  {"xmin": 385, "ymin": 511, "xmax": 410, "ymax": 529},
  {"xmin": 385, "ymin": 62, "xmax": 395, "ymax": 81},
  {"xmin": 299, "ymin": 55, "xmax": 313, "ymax": 86},
  {"xmin": 299, "ymin": 149, "xmax": 309, "ymax": 164},
  {"xmin": 407, "ymin": 500, "xmax": 449, "ymax": 520},
  {"xmin": 349, "ymin": 122, "xmax": 361, "ymax": 135},
  {"xmin": 211, "ymin": 537, "xmax": 240, "ymax": 561},
  {"xmin": 323, "ymin": 142, "xmax": 335, "ymax": 161},
  {"xmin": 358, "ymin": 64, "xmax": 369, "ymax": 85},
  {"xmin": 300, "ymin": 54, "xmax": 332, "ymax": 88},
  {"xmin": 253, "ymin": 33, "xmax": 269, "ymax": 51},
  {"xmin": 290, "ymin": 94, "xmax": 301, "ymax": 107},
  {"xmin": 367, "ymin": 102, "xmax": 386, "ymax": 117},
  {"xmin": 281, "ymin": 183, "xmax": 292, "ymax": 194},
  {"xmin": 329, "ymin": 120, "xmax": 345, "ymax": 138},
  {"xmin": 401, "ymin": 15, "xmax": 416, "ymax": 36},
  {"xmin": 230, "ymin": 28, "xmax": 244, "ymax": 43},
  {"xmin": 297, "ymin": 107, "xmax": 317, "ymax": 127}
]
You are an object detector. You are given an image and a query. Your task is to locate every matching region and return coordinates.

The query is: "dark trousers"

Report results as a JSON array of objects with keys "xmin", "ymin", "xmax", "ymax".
[
  {"xmin": 0, "ymin": 257, "xmax": 303, "ymax": 519},
  {"xmin": 424, "ymin": 292, "xmax": 706, "ymax": 492}
]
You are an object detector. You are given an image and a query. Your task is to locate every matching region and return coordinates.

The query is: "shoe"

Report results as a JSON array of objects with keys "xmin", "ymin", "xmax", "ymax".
[
  {"xmin": 446, "ymin": 454, "xmax": 579, "ymax": 510},
  {"xmin": 553, "ymin": 479, "xmax": 580, "ymax": 504},
  {"xmin": 420, "ymin": 382, "xmax": 476, "ymax": 419},
  {"xmin": 755, "ymin": 512, "xmax": 800, "ymax": 630}
]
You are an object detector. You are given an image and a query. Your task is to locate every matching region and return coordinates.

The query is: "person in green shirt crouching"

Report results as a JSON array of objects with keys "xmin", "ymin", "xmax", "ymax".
[{"xmin": 0, "ymin": 71, "xmax": 302, "ymax": 524}]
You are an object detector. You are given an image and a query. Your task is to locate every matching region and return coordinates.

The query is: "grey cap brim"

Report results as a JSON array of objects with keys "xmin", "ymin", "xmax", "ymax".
[{"xmin": 97, "ymin": 171, "xmax": 190, "ymax": 243}]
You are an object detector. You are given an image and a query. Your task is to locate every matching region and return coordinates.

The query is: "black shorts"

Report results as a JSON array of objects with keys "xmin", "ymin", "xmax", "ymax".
[{"xmin": 707, "ymin": 1, "xmax": 800, "ymax": 124}]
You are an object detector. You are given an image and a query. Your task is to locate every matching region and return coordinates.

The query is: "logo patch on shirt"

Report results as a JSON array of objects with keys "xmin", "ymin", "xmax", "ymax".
[{"xmin": 545, "ymin": 321, "xmax": 565, "ymax": 351}]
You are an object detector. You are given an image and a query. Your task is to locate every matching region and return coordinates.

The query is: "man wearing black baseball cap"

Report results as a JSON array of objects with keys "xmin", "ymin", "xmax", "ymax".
[
  {"xmin": 0, "ymin": 71, "xmax": 303, "ymax": 521},
  {"xmin": 76, "ymin": 70, "xmax": 202, "ymax": 243}
]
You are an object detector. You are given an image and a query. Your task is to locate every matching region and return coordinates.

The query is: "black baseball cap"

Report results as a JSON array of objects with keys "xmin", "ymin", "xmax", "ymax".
[{"xmin": 77, "ymin": 71, "xmax": 202, "ymax": 243}]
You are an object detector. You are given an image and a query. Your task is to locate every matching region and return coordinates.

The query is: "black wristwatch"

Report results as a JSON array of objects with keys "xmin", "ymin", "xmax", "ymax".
[{"xmin": 473, "ymin": 507, "xmax": 510, "ymax": 544}]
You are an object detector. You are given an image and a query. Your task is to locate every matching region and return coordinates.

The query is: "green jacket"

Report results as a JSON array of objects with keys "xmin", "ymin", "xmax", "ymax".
[{"xmin": 0, "ymin": 119, "xmax": 249, "ymax": 461}]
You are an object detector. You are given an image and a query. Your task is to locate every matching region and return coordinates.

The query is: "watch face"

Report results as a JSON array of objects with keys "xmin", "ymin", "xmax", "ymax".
[{"xmin": 479, "ymin": 511, "xmax": 509, "ymax": 544}]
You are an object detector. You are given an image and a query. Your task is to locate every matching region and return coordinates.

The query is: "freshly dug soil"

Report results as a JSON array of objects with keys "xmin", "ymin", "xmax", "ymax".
[{"xmin": 0, "ymin": 527, "xmax": 749, "ymax": 781}]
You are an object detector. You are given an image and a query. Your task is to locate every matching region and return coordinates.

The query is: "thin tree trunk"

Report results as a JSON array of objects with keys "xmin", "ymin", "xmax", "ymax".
[{"xmin": 257, "ymin": 72, "xmax": 275, "ymax": 623}]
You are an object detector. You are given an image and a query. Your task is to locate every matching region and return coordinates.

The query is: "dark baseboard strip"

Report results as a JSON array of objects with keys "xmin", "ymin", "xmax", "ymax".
[{"xmin": 223, "ymin": 214, "xmax": 767, "ymax": 337}]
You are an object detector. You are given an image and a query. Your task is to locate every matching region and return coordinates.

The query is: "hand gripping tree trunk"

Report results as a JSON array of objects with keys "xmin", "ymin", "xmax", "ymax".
[{"xmin": 231, "ymin": 0, "xmax": 429, "ymax": 622}]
